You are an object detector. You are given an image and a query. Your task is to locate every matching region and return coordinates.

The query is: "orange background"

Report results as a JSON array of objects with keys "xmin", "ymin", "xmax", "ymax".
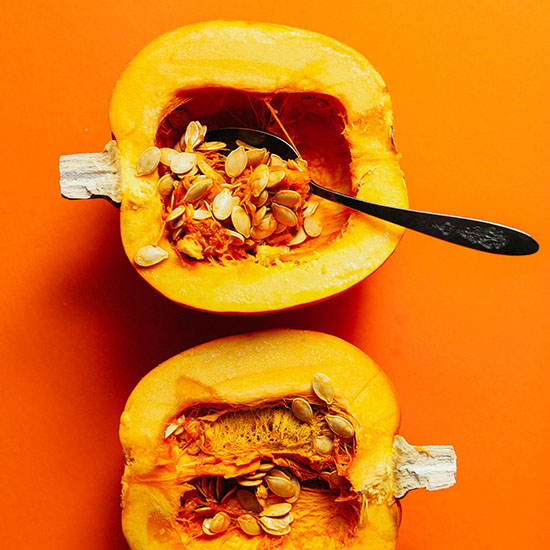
[{"xmin": 1, "ymin": 1, "xmax": 549, "ymax": 548}]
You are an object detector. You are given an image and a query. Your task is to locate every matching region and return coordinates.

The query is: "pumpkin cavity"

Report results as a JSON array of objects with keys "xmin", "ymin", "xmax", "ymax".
[
  {"xmin": 160, "ymin": 389, "xmax": 367, "ymax": 543},
  {"xmin": 143, "ymin": 88, "xmax": 353, "ymax": 265}
]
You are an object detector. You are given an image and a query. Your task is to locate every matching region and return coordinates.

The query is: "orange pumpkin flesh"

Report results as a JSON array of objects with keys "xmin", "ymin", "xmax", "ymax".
[
  {"xmin": 110, "ymin": 22, "xmax": 408, "ymax": 313},
  {"xmin": 120, "ymin": 330, "xmax": 401, "ymax": 549}
]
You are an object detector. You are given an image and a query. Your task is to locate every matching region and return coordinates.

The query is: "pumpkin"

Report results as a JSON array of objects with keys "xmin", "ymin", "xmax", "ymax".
[
  {"xmin": 60, "ymin": 21, "xmax": 408, "ymax": 313},
  {"xmin": 120, "ymin": 330, "xmax": 455, "ymax": 549}
]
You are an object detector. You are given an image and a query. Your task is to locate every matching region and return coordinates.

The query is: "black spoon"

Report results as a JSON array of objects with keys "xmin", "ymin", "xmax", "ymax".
[{"xmin": 206, "ymin": 127, "xmax": 539, "ymax": 256}]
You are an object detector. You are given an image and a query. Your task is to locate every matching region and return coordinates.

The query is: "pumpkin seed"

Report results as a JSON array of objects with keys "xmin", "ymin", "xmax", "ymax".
[
  {"xmin": 314, "ymin": 435, "xmax": 334, "ymax": 455},
  {"xmin": 231, "ymin": 205, "xmax": 251, "ymax": 237},
  {"xmin": 242, "ymin": 471, "xmax": 267, "ymax": 481},
  {"xmin": 237, "ymin": 477, "xmax": 264, "ymax": 487},
  {"xmin": 270, "ymin": 154, "xmax": 285, "ymax": 167},
  {"xmin": 195, "ymin": 506, "xmax": 213, "ymax": 513},
  {"xmin": 172, "ymin": 227, "xmax": 183, "ymax": 241},
  {"xmin": 328, "ymin": 471, "xmax": 347, "ymax": 487},
  {"xmin": 159, "ymin": 147, "xmax": 178, "ymax": 166},
  {"xmin": 253, "ymin": 206, "xmax": 267, "ymax": 227},
  {"xmin": 197, "ymin": 158, "xmax": 221, "ymax": 180},
  {"xmin": 246, "ymin": 147, "xmax": 269, "ymax": 166},
  {"xmin": 256, "ymin": 189, "xmax": 269, "ymax": 207},
  {"xmin": 220, "ymin": 486, "xmax": 237, "ymax": 505},
  {"xmin": 237, "ymin": 514, "xmax": 261, "ymax": 536},
  {"xmin": 272, "ymin": 204, "xmax": 298, "ymax": 227},
  {"xmin": 212, "ymin": 190, "xmax": 233, "ymax": 220},
  {"xmin": 267, "ymin": 168, "xmax": 286, "ymax": 188},
  {"xmin": 184, "ymin": 178, "xmax": 212, "ymax": 203},
  {"xmin": 134, "ymin": 245, "xmax": 168, "ymax": 267},
  {"xmin": 303, "ymin": 200, "xmax": 319, "ymax": 218},
  {"xmin": 237, "ymin": 489, "xmax": 262, "ymax": 513},
  {"xmin": 165, "ymin": 205, "xmax": 186, "ymax": 223},
  {"xmin": 250, "ymin": 164, "xmax": 269, "ymax": 196},
  {"xmin": 260, "ymin": 503, "xmax": 292, "ymax": 517},
  {"xmin": 164, "ymin": 423, "xmax": 179, "ymax": 438},
  {"xmin": 258, "ymin": 516, "xmax": 291, "ymax": 536},
  {"xmin": 173, "ymin": 426, "xmax": 184, "ymax": 436},
  {"xmin": 284, "ymin": 476, "xmax": 301, "ymax": 504},
  {"xmin": 250, "ymin": 213, "xmax": 277, "ymax": 240},
  {"xmin": 291, "ymin": 397, "xmax": 313, "ymax": 423},
  {"xmin": 136, "ymin": 146, "xmax": 161, "ymax": 176},
  {"xmin": 209, "ymin": 511, "xmax": 231, "ymax": 533},
  {"xmin": 199, "ymin": 123, "xmax": 207, "ymax": 140},
  {"xmin": 193, "ymin": 208, "xmax": 211, "ymax": 220},
  {"xmin": 232, "ymin": 195, "xmax": 241, "ymax": 207},
  {"xmin": 227, "ymin": 229, "xmax": 245, "ymax": 246},
  {"xmin": 171, "ymin": 152, "xmax": 196, "ymax": 174},
  {"xmin": 267, "ymin": 468, "xmax": 290, "ymax": 481},
  {"xmin": 258, "ymin": 462, "xmax": 275, "ymax": 472},
  {"xmin": 225, "ymin": 146, "xmax": 247, "ymax": 178},
  {"xmin": 198, "ymin": 141, "xmax": 226, "ymax": 152},
  {"xmin": 275, "ymin": 222, "xmax": 287, "ymax": 234},
  {"xmin": 236, "ymin": 139, "xmax": 255, "ymax": 149},
  {"xmin": 202, "ymin": 518, "xmax": 215, "ymax": 535},
  {"xmin": 265, "ymin": 475, "xmax": 296, "ymax": 498},
  {"xmin": 288, "ymin": 226, "xmax": 307, "ymax": 246},
  {"xmin": 157, "ymin": 174, "xmax": 175, "ymax": 196},
  {"xmin": 273, "ymin": 190, "xmax": 301, "ymax": 208},
  {"xmin": 312, "ymin": 372, "xmax": 334, "ymax": 404},
  {"xmin": 326, "ymin": 414, "xmax": 355, "ymax": 438},
  {"xmin": 304, "ymin": 216, "xmax": 322, "ymax": 238},
  {"xmin": 255, "ymin": 483, "xmax": 268, "ymax": 502},
  {"xmin": 183, "ymin": 121, "xmax": 204, "ymax": 150}
]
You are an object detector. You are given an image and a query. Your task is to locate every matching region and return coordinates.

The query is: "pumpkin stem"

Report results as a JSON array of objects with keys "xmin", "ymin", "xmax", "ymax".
[
  {"xmin": 59, "ymin": 141, "xmax": 121, "ymax": 205},
  {"xmin": 393, "ymin": 435, "xmax": 456, "ymax": 498}
]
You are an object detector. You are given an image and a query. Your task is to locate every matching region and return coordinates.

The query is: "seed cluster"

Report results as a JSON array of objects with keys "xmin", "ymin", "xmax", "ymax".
[
  {"xmin": 133, "ymin": 120, "xmax": 324, "ymax": 265},
  {"xmin": 165, "ymin": 372, "xmax": 359, "ymax": 538}
]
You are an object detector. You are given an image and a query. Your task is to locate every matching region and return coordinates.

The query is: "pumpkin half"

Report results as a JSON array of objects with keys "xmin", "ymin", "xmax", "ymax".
[
  {"xmin": 120, "ymin": 330, "xmax": 455, "ymax": 549},
  {"xmin": 109, "ymin": 21, "xmax": 407, "ymax": 313}
]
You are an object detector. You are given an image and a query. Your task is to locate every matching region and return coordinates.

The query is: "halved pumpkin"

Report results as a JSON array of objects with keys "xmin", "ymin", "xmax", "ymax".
[
  {"xmin": 120, "ymin": 330, "xmax": 455, "ymax": 549},
  {"xmin": 109, "ymin": 21, "xmax": 407, "ymax": 313}
]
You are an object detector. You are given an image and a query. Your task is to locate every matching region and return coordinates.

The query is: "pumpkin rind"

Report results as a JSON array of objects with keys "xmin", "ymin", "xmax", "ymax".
[
  {"xmin": 120, "ymin": 329, "xmax": 401, "ymax": 549},
  {"xmin": 110, "ymin": 21, "xmax": 407, "ymax": 313}
]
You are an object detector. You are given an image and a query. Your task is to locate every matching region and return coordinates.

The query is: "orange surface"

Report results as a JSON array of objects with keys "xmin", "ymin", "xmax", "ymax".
[{"xmin": 1, "ymin": 1, "xmax": 549, "ymax": 549}]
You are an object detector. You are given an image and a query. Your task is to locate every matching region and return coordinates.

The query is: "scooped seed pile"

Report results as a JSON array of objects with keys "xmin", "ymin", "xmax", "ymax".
[{"xmin": 133, "ymin": 121, "xmax": 324, "ymax": 266}]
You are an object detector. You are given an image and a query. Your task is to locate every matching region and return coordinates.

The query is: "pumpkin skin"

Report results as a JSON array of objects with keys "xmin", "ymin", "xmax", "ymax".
[
  {"xmin": 120, "ymin": 329, "xmax": 401, "ymax": 549},
  {"xmin": 110, "ymin": 21, "xmax": 408, "ymax": 314}
]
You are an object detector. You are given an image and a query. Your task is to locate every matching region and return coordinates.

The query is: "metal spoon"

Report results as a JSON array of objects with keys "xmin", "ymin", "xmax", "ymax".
[{"xmin": 206, "ymin": 128, "xmax": 538, "ymax": 256}]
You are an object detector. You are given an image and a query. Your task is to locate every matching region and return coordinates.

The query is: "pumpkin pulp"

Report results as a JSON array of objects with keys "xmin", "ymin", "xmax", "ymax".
[
  {"xmin": 153, "ymin": 89, "xmax": 352, "ymax": 263},
  {"xmin": 160, "ymin": 400, "xmax": 363, "ymax": 542}
]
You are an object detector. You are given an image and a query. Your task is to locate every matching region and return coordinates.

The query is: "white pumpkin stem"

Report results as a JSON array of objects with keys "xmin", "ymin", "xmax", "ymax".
[
  {"xmin": 393, "ymin": 435, "xmax": 456, "ymax": 498},
  {"xmin": 59, "ymin": 141, "xmax": 122, "ymax": 205}
]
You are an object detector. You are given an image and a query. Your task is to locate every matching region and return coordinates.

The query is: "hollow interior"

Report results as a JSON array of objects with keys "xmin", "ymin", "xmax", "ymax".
[
  {"xmin": 155, "ymin": 88, "xmax": 353, "ymax": 258},
  {"xmin": 164, "ymin": 402, "xmax": 363, "ymax": 545}
]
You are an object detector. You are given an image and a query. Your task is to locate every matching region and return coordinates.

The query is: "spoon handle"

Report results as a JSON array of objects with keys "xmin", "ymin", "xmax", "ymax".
[{"xmin": 309, "ymin": 181, "xmax": 539, "ymax": 255}]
